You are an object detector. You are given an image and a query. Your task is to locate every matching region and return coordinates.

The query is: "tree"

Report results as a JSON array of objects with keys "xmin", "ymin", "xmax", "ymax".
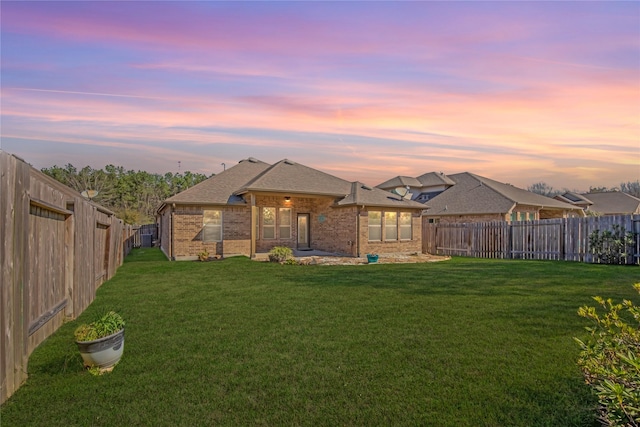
[
  {"xmin": 527, "ymin": 182, "xmax": 557, "ymax": 197},
  {"xmin": 590, "ymin": 186, "xmax": 619, "ymax": 193},
  {"xmin": 41, "ymin": 164, "xmax": 210, "ymax": 224},
  {"xmin": 620, "ymin": 180, "xmax": 640, "ymax": 198}
]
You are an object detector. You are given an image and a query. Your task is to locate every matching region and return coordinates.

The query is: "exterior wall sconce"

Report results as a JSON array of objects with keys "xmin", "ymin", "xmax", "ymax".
[{"xmin": 284, "ymin": 196, "xmax": 291, "ymax": 202}]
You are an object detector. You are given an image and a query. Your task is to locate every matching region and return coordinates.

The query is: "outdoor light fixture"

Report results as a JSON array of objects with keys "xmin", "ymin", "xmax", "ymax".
[{"xmin": 284, "ymin": 196, "xmax": 291, "ymax": 202}]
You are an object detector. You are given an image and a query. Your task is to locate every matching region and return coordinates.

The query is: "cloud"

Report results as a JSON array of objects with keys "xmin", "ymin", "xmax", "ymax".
[{"xmin": 1, "ymin": 1, "xmax": 638, "ymax": 190}]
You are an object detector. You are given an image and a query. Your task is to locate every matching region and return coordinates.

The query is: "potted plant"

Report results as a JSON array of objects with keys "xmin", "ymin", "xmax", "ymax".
[
  {"xmin": 366, "ymin": 253, "xmax": 379, "ymax": 263},
  {"xmin": 74, "ymin": 311, "xmax": 125, "ymax": 372}
]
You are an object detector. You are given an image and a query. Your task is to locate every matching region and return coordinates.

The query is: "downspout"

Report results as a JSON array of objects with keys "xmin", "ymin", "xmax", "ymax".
[
  {"xmin": 356, "ymin": 207, "xmax": 360, "ymax": 257},
  {"xmin": 170, "ymin": 203, "xmax": 175, "ymax": 260},
  {"xmin": 250, "ymin": 194, "xmax": 256, "ymax": 258}
]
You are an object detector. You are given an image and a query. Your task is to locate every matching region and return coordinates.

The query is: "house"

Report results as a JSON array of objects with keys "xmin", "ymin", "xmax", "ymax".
[
  {"xmin": 376, "ymin": 172, "xmax": 455, "ymax": 203},
  {"xmin": 378, "ymin": 172, "xmax": 584, "ymax": 223},
  {"xmin": 156, "ymin": 158, "xmax": 426, "ymax": 260},
  {"xmin": 555, "ymin": 191, "xmax": 640, "ymax": 215}
]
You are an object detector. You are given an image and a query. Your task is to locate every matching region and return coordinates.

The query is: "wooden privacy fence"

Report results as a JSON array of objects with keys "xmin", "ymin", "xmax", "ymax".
[
  {"xmin": 423, "ymin": 215, "xmax": 640, "ymax": 264},
  {"xmin": 1, "ymin": 151, "xmax": 138, "ymax": 404},
  {"xmin": 130, "ymin": 223, "xmax": 158, "ymax": 248}
]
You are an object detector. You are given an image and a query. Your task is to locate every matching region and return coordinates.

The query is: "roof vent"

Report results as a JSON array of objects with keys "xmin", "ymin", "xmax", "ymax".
[
  {"xmin": 284, "ymin": 159, "xmax": 295, "ymax": 165},
  {"xmin": 361, "ymin": 184, "xmax": 373, "ymax": 191},
  {"xmin": 247, "ymin": 157, "xmax": 258, "ymax": 163}
]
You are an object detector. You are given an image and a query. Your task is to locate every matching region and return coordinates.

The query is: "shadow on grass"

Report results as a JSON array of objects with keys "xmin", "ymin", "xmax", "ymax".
[
  {"xmin": 33, "ymin": 351, "xmax": 85, "ymax": 376},
  {"xmin": 124, "ymin": 248, "xmax": 169, "ymax": 263}
]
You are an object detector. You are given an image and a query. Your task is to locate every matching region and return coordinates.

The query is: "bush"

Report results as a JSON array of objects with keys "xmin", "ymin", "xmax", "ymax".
[
  {"xmin": 575, "ymin": 284, "xmax": 640, "ymax": 426},
  {"xmin": 268, "ymin": 246, "xmax": 293, "ymax": 263},
  {"xmin": 588, "ymin": 225, "xmax": 635, "ymax": 265}
]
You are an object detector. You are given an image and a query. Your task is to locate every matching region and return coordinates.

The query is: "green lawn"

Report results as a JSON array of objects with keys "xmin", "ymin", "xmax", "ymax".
[{"xmin": 2, "ymin": 249, "xmax": 638, "ymax": 426}]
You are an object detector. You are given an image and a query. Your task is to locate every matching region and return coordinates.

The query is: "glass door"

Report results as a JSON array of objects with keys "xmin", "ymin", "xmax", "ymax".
[{"xmin": 297, "ymin": 214, "xmax": 310, "ymax": 249}]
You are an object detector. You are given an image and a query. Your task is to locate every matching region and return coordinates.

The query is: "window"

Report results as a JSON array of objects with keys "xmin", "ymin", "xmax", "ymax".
[
  {"xmin": 203, "ymin": 210, "xmax": 222, "ymax": 242},
  {"xmin": 510, "ymin": 212, "xmax": 517, "ymax": 222},
  {"xmin": 385, "ymin": 212, "xmax": 397, "ymax": 241},
  {"xmin": 368, "ymin": 211, "xmax": 381, "ymax": 241},
  {"xmin": 528, "ymin": 212, "xmax": 536, "ymax": 221},
  {"xmin": 399, "ymin": 212, "xmax": 412, "ymax": 240},
  {"xmin": 279, "ymin": 208, "xmax": 291, "ymax": 239},
  {"xmin": 262, "ymin": 207, "xmax": 276, "ymax": 239}
]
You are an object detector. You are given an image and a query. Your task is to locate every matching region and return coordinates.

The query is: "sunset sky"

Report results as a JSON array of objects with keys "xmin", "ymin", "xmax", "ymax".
[{"xmin": 1, "ymin": 1, "xmax": 638, "ymax": 191}]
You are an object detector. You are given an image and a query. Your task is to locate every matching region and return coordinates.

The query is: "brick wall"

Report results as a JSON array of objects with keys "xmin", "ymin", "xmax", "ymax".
[
  {"xmin": 254, "ymin": 195, "xmax": 358, "ymax": 255},
  {"xmin": 166, "ymin": 196, "xmax": 423, "ymax": 259},
  {"xmin": 158, "ymin": 207, "xmax": 171, "ymax": 259},
  {"xmin": 170, "ymin": 205, "xmax": 251, "ymax": 259}
]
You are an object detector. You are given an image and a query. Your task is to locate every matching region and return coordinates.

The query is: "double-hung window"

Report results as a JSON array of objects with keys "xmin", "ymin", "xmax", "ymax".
[
  {"xmin": 203, "ymin": 210, "xmax": 222, "ymax": 242},
  {"xmin": 385, "ymin": 212, "xmax": 398, "ymax": 241},
  {"xmin": 262, "ymin": 207, "xmax": 276, "ymax": 239},
  {"xmin": 279, "ymin": 208, "xmax": 291, "ymax": 239},
  {"xmin": 368, "ymin": 211, "xmax": 382, "ymax": 241},
  {"xmin": 399, "ymin": 212, "xmax": 412, "ymax": 240}
]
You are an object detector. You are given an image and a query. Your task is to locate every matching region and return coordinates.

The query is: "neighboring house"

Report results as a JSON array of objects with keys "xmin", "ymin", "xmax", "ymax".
[
  {"xmin": 379, "ymin": 172, "xmax": 584, "ymax": 223},
  {"xmin": 555, "ymin": 191, "xmax": 640, "ymax": 215},
  {"xmin": 156, "ymin": 158, "xmax": 425, "ymax": 260},
  {"xmin": 553, "ymin": 191, "xmax": 593, "ymax": 209},
  {"xmin": 377, "ymin": 172, "xmax": 455, "ymax": 203}
]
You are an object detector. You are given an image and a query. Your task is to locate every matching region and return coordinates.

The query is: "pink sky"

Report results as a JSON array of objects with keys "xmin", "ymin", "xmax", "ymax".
[{"xmin": 1, "ymin": 1, "xmax": 638, "ymax": 191}]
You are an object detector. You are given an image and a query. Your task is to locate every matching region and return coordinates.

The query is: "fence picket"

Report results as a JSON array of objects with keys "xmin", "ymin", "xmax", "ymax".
[
  {"xmin": 423, "ymin": 215, "xmax": 639, "ymax": 265},
  {"xmin": 0, "ymin": 151, "xmax": 145, "ymax": 404}
]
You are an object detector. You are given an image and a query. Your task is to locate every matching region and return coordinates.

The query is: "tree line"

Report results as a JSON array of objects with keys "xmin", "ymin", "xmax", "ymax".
[
  {"xmin": 527, "ymin": 181, "xmax": 640, "ymax": 199},
  {"xmin": 41, "ymin": 164, "xmax": 210, "ymax": 224},
  {"xmin": 41, "ymin": 163, "xmax": 639, "ymax": 225}
]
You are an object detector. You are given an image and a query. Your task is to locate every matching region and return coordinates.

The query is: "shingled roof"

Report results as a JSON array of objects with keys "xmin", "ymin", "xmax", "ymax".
[
  {"xmin": 424, "ymin": 172, "xmax": 582, "ymax": 215},
  {"xmin": 376, "ymin": 172, "xmax": 456, "ymax": 190},
  {"xmin": 235, "ymin": 159, "xmax": 353, "ymax": 197},
  {"xmin": 164, "ymin": 157, "xmax": 270, "ymax": 205},
  {"xmin": 581, "ymin": 191, "xmax": 640, "ymax": 215},
  {"xmin": 161, "ymin": 158, "xmax": 425, "ymax": 210},
  {"xmin": 338, "ymin": 182, "xmax": 425, "ymax": 208}
]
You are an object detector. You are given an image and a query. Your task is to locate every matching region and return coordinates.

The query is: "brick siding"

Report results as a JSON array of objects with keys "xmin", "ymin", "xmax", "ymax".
[{"xmin": 161, "ymin": 194, "xmax": 423, "ymax": 260}]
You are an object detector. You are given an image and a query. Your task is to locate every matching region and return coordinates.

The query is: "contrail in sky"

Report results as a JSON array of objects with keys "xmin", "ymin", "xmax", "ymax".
[{"xmin": 7, "ymin": 87, "xmax": 170, "ymax": 100}]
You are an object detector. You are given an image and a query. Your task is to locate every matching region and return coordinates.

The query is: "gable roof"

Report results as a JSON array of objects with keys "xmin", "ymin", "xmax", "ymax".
[
  {"xmin": 416, "ymin": 172, "xmax": 456, "ymax": 187},
  {"xmin": 581, "ymin": 191, "xmax": 640, "ymax": 215},
  {"xmin": 161, "ymin": 157, "xmax": 425, "ymax": 210},
  {"xmin": 376, "ymin": 175, "xmax": 423, "ymax": 189},
  {"xmin": 235, "ymin": 159, "xmax": 353, "ymax": 197},
  {"xmin": 164, "ymin": 157, "xmax": 270, "ymax": 205},
  {"xmin": 424, "ymin": 172, "xmax": 582, "ymax": 215},
  {"xmin": 555, "ymin": 192, "xmax": 593, "ymax": 205},
  {"xmin": 338, "ymin": 182, "xmax": 426, "ymax": 209},
  {"xmin": 377, "ymin": 172, "xmax": 455, "ymax": 189}
]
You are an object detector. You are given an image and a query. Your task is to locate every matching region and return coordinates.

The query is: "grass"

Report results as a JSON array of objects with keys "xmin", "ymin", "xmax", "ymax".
[{"xmin": 2, "ymin": 249, "xmax": 638, "ymax": 426}]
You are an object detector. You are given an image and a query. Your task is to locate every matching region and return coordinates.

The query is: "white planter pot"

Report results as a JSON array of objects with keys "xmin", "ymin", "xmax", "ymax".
[{"xmin": 75, "ymin": 328, "xmax": 125, "ymax": 369}]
